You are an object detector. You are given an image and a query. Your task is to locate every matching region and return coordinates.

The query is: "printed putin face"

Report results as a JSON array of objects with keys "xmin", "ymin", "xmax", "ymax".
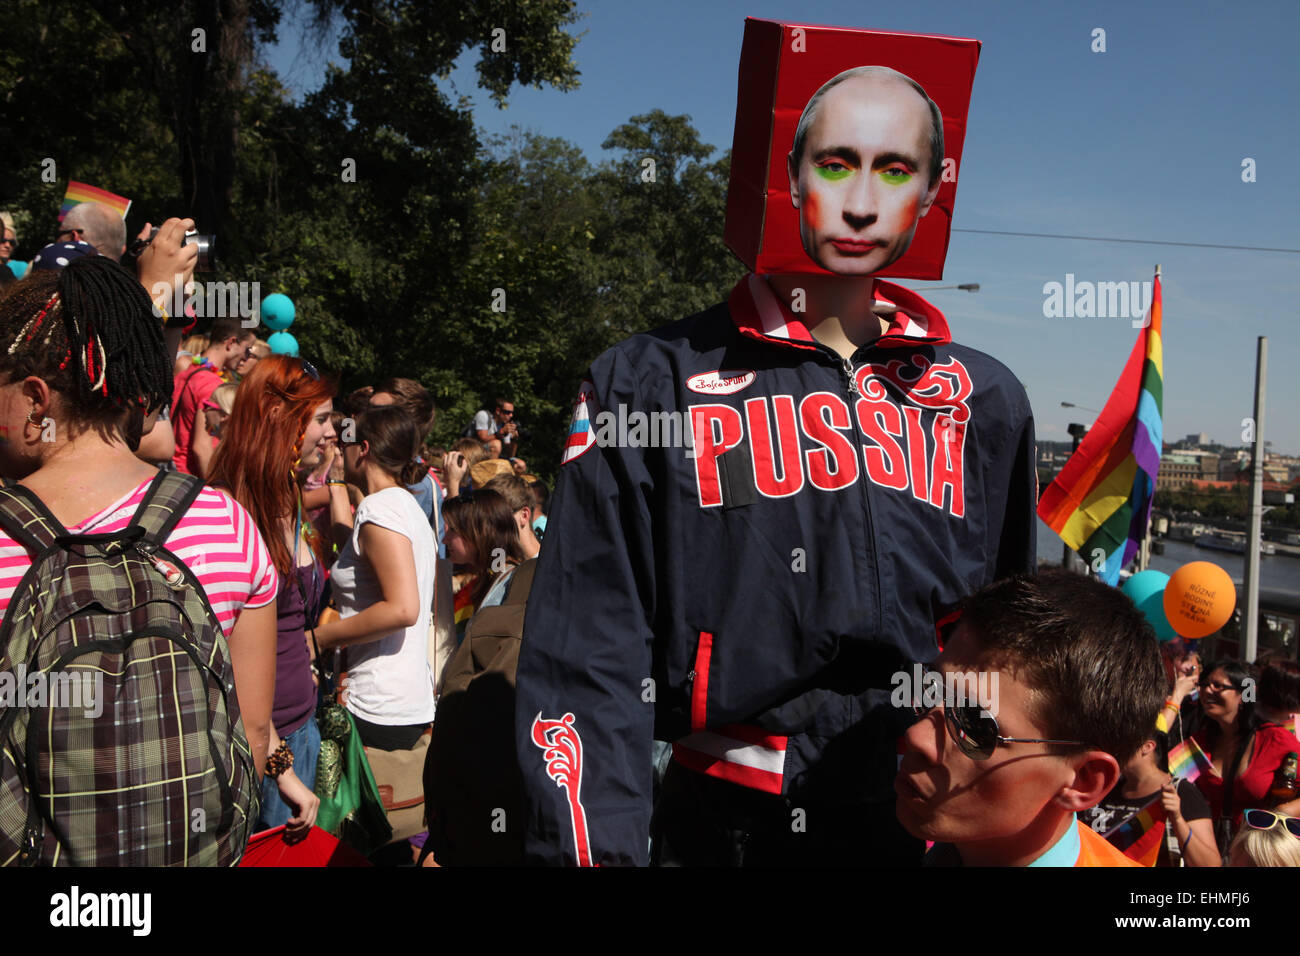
[{"xmin": 787, "ymin": 72, "xmax": 941, "ymax": 276}]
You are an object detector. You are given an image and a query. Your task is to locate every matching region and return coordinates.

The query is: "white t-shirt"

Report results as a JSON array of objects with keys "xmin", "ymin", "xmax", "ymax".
[
  {"xmin": 332, "ymin": 486, "xmax": 437, "ymax": 726},
  {"xmin": 471, "ymin": 409, "xmax": 498, "ymax": 437}
]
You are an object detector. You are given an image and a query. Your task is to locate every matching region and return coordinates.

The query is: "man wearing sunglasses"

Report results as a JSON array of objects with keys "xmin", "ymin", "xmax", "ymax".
[
  {"xmin": 467, "ymin": 397, "xmax": 519, "ymax": 460},
  {"xmin": 896, "ymin": 569, "xmax": 1166, "ymax": 866}
]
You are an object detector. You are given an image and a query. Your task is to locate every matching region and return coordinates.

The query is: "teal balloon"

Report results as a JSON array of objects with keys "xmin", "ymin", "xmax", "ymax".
[
  {"xmin": 1122, "ymin": 570, "xmax": 1176, "ymax": 642},
  {"xmin": 267, "ymin": 331, "xmax": 299, "ymax": 357},
  {"xmin": 7, "ymin": 261, "xmax": 28, "ymax": 280},
  {"xmin": 260, "ymin": 293, "xmax": 296, "ymax": 330}
]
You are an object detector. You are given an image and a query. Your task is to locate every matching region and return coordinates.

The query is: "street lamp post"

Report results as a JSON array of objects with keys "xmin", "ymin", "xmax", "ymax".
[{"xmin": 1063, "ymin": 421, "xmax": 1090, "ymax": 572}]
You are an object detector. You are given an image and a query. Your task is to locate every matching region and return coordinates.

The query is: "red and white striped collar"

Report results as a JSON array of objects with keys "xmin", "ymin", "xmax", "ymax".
[{"xmin": 728, "ymin": 273, "xmax": 952, "ymax": 352}]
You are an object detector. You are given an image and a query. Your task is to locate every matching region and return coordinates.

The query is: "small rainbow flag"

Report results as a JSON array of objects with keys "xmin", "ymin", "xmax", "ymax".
[
  {"xmin": 59, "ymin": 181, "xmax": 132, "ymax": 223},
  {"xmin": 1104, "ymin": 800, "xmax": 1166, "ymax": 866},
  {"xmin": 1167, "ymin": 736, "xmax": 1212, "ymax": 783},
  {"xmin": 1037, "ymin": 270, "xmax": 1163, "ymax": 585}
]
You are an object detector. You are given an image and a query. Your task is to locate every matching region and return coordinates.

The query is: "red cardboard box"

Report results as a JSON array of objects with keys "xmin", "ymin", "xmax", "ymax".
[{"xmin": 724, "ymin": 18, "xmax": 980, "ymax": 280}]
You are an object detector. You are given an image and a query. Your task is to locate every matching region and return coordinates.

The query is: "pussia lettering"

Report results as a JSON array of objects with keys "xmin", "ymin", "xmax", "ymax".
[{"xmin": 689, "ymin": 355, "xmax": 973, "ymax": 516}]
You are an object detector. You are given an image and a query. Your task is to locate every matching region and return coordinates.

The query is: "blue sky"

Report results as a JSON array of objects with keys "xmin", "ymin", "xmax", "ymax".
[{"xmin": 266, "ymin": 0, "xmax": 1300, "ymax": 453}]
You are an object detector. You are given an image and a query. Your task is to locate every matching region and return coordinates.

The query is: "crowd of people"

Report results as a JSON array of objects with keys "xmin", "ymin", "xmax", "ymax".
[
  {"xmin": 0, "ymin": 210, "xmax": 551, "ymax": 864},
  {"xmin": 0, "ymin": 202, "xmax": 1296, "ymax": 869}
]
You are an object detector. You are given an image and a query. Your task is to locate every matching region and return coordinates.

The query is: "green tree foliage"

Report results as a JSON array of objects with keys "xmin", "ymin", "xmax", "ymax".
[
  {"xmin": 1155, "ymin": 486, "xmax": 1299, "ymax": 528},
  {"xmin": 444, "ymin": 116, "xmax": 742, "ymax": 480},
  {"xmin": 0, "ymin": 2, "xmax": 744, "ymax": 484},
  {"xmin": 592, "ymin": 111, "xmax": 740, "ymax": 336}
]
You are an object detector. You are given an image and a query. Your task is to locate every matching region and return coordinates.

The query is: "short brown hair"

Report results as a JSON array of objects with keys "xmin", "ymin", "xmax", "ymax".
[
  {"xmin": 958, "ymin": 568, "xmax": 1166, "ymax": 764},
  {"xmin": 483, "ymin": 473, "xmax": 532, "ymax": 514},
  {"xmin": 451, "ymin": 437, "xmax": 488, "ymax": 468},
  {"xmin": 375, "ymin": 376, "xmax": 435, "ymax": 435},
  {"xmin": 343, "ymin": 385, "xmax": 375, "ymax": 416},
  {"xmin": 208, "ymin": 315, "xmax": 254, "ymax": 346},
  {"xmin": 523, "ymin": 475, "xmax": 547, "ymax": 516}
]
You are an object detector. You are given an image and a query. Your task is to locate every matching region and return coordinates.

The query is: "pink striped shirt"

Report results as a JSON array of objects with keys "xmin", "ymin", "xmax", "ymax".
[{"xmin": 0, "ymin": 477, "xmax": 279, "ymax": 635}]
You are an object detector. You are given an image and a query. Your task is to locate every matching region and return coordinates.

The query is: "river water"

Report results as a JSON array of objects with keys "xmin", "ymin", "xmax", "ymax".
[{"xmin": 1035, "ymin": 520, "xmax": 1300, "ymax": 592}]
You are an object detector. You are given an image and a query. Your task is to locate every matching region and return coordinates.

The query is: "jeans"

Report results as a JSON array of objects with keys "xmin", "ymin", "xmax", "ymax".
[{"xmin": 256, "ymin": 715, "xmax": 321, "ymax": 831}]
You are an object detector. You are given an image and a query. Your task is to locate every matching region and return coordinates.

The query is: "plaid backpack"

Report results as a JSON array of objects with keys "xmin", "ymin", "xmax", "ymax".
[{"xmin": 0, "ymin": 470, "xmax": 258, "ymax": 866}]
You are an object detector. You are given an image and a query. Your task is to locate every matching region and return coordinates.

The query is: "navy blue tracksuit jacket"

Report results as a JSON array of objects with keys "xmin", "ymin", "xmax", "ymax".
[{"xmin": 515, "ymin": 274, "xmax": 1037, "ymax": 865}]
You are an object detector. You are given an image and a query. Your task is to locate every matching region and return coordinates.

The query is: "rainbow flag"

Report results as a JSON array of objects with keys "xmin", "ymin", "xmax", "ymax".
[
  {"xmin": 59, "ymin": 181, "xmax": 132, "ymax": 223},
  {"xmin": 1167, "ymin": 736, "xmax": 1212, "ymax": 783},
  {"xmin": 1037, "ymin": 271, "xmax": 1163, "ymax": 585},
  {"xmin": 1103, "ymin": 800, "xmax": 1166, "ymax": 866},
  {"xmin": 452, "ymin": 578, "xmax": 479, "ymax": 643}
]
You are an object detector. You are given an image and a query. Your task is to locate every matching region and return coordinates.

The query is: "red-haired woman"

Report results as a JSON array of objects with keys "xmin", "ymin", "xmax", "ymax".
[{"xmin": 208, "ymin": 355, "xmax": 336, "ymax": 839}]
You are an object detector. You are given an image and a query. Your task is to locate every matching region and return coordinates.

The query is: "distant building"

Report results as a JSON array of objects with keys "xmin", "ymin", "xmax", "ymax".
[
  {"xmin": 1184, "ymin": 432, "xmax": 1210, "ymax": 447},
  {"xmin": 1158, "ymin": 454, "xmax": 1200, "ymax": 491},
  {"xmin": 1220, "ymin": 457, "xmax": 1248, "ymax": 481},
  {"xmin": 1171, "ymin": 447, "xmax": 1221, "ymax": 481},
  {"xmin": 1265, "ymin": 462, "xmax": 1290, "ymax": 484}
]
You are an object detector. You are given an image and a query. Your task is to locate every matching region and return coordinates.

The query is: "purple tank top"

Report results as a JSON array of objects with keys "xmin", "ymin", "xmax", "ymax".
[{"xmin": 272, "ymin": 557, "xmax": 324, "ymax": 736}]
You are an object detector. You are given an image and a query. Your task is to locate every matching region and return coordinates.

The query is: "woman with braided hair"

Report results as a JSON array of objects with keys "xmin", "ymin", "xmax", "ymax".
[
  {"xmin": 0, "ymin": 257, "xmax": 278, "ymax": 782},
  {"xmin": 208, "ymin": 355, "xmax": 337, "ymax": 838}
]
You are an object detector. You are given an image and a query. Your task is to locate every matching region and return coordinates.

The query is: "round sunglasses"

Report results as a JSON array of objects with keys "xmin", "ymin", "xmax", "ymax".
[{"xmin": 910, "ymin": 666, "xmax": 1086, "ymax": 761}]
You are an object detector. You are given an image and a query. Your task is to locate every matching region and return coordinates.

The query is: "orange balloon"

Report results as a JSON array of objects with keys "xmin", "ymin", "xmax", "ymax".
[{"xmin": 1163, "ymin": 561, "xmax": 1237, "ymax": 639}]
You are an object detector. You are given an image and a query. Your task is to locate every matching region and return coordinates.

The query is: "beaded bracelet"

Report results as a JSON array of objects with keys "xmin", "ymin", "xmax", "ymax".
[{"xmin": 265, "ymin": 740, "xmax": 294, "ymax": 778}]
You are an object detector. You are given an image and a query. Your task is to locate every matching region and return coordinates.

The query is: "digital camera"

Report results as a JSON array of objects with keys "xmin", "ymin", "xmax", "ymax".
[{"xmin": 125, "ymin": 227, "xmax": 217, "ymax": 272}]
